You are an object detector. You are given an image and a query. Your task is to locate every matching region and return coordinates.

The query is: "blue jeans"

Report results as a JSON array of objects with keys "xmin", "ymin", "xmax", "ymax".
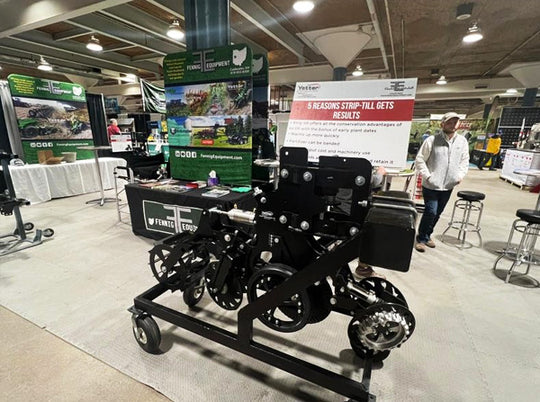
[{"xmin": 417, "ymin": 187, "xmax": 453, "ymax": 243}]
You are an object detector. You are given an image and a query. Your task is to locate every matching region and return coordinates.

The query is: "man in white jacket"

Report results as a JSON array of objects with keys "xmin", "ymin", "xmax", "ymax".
[{"xmin": 414, "ymin": 112, "xmax": 470, "ymax": 252}]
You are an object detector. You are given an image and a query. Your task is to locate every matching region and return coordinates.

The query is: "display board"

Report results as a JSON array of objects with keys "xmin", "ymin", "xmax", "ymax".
[
  {"xmin": 284, "ymin": 79, "xmax": 417, "ymax": 168},
  {"xmin": 7, "ymin": 74, "xmax": 94, "ymax": 163},
  {"xmin": 163, "ymin": 44, "xmax": 253, "ymax": 185}
]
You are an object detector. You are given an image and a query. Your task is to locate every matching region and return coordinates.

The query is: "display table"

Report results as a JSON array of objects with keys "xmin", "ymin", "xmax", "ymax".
[
  {"xmin": 7, "ymin": 157, "xmax": 126, "ymax": 204},
  {"xmin": 501, "ymin": 149, "xmax": 540, "ymax": 187},
  {"xmin": 125, "ymin": 183, "xmax": 256, "ymax": 239}
]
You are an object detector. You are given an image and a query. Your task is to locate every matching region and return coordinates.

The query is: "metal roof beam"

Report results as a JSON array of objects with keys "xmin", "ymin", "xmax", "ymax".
[
  {"xmin": 53, "ymin": 28, "xmax": 90, "ymax": 41},
  {"xmin": 99, "ymin": 4, "xmax": 185, "ymax": 47},
  {"xmin": 146, "ymin": 0, "xmax": 185, "ymax": 19},
  {"xmin": 0, "ymin": 0, "xmax": 131, "ymax": 38},
  {"xmin": 68, "ymin": 13, "xmax": 182, "ymax": 56},
  {"xmin": 0, "ymin": 40, "xmax": 136, "ymax": 76},
  {"xmin": 231, "ymin": 0, "xmax": 304, "ymax": 61},
  {"xmin": 102, "ymin": 44, "xmax": 137, "ymax": 53},
  {"xmin": 2, "ymin": 30, "xmax": 161, "ymax": 75}
]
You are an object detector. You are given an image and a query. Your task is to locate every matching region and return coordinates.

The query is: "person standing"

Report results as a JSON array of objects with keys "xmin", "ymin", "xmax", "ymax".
[
  {"xmin": 107, "ymin": 118, "xmax": 121, "ymax": 144},
  {"xmin": 414, "ymin": 112, "xmax": 470, "ymax": 252},
  {"xmin": 478, "ymin": 133, "xmax": 502, "ymax": 170}
]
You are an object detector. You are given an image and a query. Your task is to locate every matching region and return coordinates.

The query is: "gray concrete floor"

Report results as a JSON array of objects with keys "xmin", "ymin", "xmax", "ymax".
[
  {"xmin": 1, "ymin": 167, "xmax": 539, "ymax": 401},
  {"xmin": 0, "ymin": 306, "xmax": 169, "ymax": 401}
]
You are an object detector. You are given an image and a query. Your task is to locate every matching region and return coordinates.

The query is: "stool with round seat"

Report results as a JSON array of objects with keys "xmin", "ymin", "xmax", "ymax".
[
  {"xmin": 441, "ymin": 190, "xmax": 485, "ymax": 249},
  {"xmin": 493, "ymin": 209, "xmax": 540, "ymax": 286}
]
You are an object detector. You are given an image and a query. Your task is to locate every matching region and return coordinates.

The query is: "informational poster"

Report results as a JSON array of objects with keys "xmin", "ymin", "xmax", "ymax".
[
  {"xmin": 7, "ymin": 74, "xmax": 94, "ymax": 163},
  {"xmin": 110, "ymin": 133, "xmax": 133, "ymax": 152},
  {"xmin": 163, "ymin": 44, "xmax": 253, "ymax": 185},
  {"xmin": 284, "ymin": 79, "xmax": 417, "ymax": 168}
]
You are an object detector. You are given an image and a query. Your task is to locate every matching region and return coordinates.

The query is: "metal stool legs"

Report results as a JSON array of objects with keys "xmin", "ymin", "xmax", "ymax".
[
  {"xmin": 442, "ymin": 198, "xmax": 483, "ymax": 249},
  {"xmin": 493, "ymin": 219, "xmax": 540, "ymax": 284}
]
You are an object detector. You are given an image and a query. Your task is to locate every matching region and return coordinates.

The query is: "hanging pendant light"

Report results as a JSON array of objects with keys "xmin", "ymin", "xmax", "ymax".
[
  {"xmin": 436, "ymin": 75, "xmax": 447, "ymax": 85},
  {"xmin": 463, "ymin": 22, "xmax": 483, "ymax": 43},
  {"xmin": 293, "ymin": 1, "xmax": 315, "ymax": 13},
  {"xmin": 86, "ymin": 35, "xmax": 103, "ymax": 52},
  {"xmin": 167, "ymin": 20, "xmax": 184, "ymax": 40},
  {"xmin": 37, "ymin": 56, "xmax": 53, "ymax": 71},
  {"xmin": 352, "ymin": 65, "xmax": 364, "ymax": 77}
]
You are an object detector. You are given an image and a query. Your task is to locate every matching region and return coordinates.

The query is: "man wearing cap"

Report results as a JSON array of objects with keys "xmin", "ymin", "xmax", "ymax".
[{"xmin": 414, "ymin": 112, "xmax": 470, "ymax": 252}]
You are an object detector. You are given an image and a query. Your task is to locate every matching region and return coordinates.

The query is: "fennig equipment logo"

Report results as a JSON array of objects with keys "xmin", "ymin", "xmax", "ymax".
[{"xmin": 387, "ymin": 81, "xmax": 405, "ymax": 92}]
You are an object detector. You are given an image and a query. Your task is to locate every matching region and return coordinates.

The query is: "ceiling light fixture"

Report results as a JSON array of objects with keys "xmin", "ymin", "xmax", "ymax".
[
  {"xmin": 463, "ymin": 22, "xmax": 483, "ymax": 43},
  {"xmin": 436, "ymin": 75, "xmax": 448, "ymax": 85},
  {"xmin": 37, "ymin": 56, "xmax": 53, "ymax": 71},
  {"xmin": 505, "ymin": 88, "xmax": 518, "ymax": 94},
  {"xmin": 352, "ymin": 65, "xmax": 364, "ymax": 77},
  {"xmin": 167, "ymin": 20, "xmax": 184, "ymax": 40},
  {"xmin": 86, "ymin": 35, "xmax": 103, "ymax": 52},
  {"xmin": 293, "ymin": 1, "xmax": 315, "ymax": 13},
  {"xmin": 456, "ymin": 3, "xmax": 473, "ymax": 20}
]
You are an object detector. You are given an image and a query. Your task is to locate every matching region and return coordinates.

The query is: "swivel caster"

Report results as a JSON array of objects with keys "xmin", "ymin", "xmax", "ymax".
[
  {"xmin": 132, "ymin": 315, "xmax": 161, "ymax": 354},
  {"xmin": 183, "ymin": 278, "xmax": 205, "ymax": 307}
]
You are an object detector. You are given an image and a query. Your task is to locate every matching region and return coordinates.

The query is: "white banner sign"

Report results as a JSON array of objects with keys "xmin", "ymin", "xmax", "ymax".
[
  {"xmin": 110, "ymin": 134, "xmax": 133, "ymax": 152},
  {"xmin": 284, "ymin": 79, "xmax": 417, "ymax": 168}
]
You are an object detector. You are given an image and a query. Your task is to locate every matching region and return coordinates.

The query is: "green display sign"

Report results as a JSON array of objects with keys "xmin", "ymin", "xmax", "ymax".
[
  {"xmin": 164, "ymin": 44, "xmax": 252, "ymax": 85},
  {"xmin": 7, "ymin": 74, "xmax": 94, "ymax": 164},
  {"xmin": 164, "ymin": 44, "xmax": 254, "ymax": 185},
  {"xmin": 22, "ymin": 140, "xmax": 94, "ymax": 163},
  {"xmin": 8, "ymin": 74, "xmax": 86, "ymax": 102},
  {"xmin": 143, "ymin": 200, "xmax": 202, "ymax": 235},
  {"xmin": 169, "ymin": 147, "xmax": 252, "ymax": 185}
]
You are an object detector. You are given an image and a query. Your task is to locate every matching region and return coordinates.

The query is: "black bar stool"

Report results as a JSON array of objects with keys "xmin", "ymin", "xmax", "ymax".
[
  {"xmin": 493, "ymin": 209, "xmax": 540, "ymax": 286},
  {"xmin": 441, "ymin": 191, "xmax": 485, "ymax": 249}
]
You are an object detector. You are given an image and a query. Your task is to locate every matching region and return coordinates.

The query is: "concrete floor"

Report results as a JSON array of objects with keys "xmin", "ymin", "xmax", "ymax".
[
  {"xmin": 1, "ymin": 167, "xmax": 539, "ymax": 401},
  {"xmin": 0, "ymin": 306, "xmax": 169, "ymax": 402}
]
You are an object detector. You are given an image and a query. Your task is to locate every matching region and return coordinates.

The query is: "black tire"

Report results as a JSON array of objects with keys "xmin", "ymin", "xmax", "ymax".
[
  {"xmin": 183, "ymin": 279, "xmax": 205, "ymax": 307},
  {"xmin": 43, "ymin": 228, "xmax": 54, "ymax": 237},
  {"xmin": 132, "ymin": 315, "xmax": 161, "ymax": 354},
  {"xmin": 24, "ymin": 222, "xmax": 34, "ymax": 231}
]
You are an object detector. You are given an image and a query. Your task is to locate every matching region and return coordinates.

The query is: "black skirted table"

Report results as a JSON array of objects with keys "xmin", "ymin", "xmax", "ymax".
[{"xmin": 125, "ymin": 183, "xmax": 256, "ymax": 239}]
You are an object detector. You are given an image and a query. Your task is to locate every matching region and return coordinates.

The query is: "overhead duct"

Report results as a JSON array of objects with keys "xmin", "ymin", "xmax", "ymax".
[
  {"xmin": 313, "ymin": 29, "xmax": 372, "ymax": 69},
  {"xmin": 505, "ymin": 62, "xmax": 540, "ymax": 88},
  {"xmin": 300, "ymin": 24, "xmax": 373, "ymax": 75}
]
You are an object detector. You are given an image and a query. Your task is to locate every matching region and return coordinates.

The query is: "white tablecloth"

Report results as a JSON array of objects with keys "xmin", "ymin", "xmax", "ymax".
[{"xmin": 7, "ymin": 157, "xmax": 127, "ymax": 204}]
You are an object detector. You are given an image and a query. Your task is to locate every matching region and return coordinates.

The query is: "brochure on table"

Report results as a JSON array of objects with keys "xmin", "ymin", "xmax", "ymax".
[
  {"xmin": 163, "ymin": 44, "xmax": 253, "ymax": 185},
  {"xmin": 7, "ymin": 74, "xmax": 94, "ymax": 164},
  {"xmin": 284, "ymin": 79, "xmax": 417, "ymax": 168}
]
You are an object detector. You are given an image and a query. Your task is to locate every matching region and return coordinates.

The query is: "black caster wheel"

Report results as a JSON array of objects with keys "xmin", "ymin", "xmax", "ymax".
[
  {"xmin": 183, "ymin": 278, "xmax": 205, "ymax": 307},
  {"xmin": 132, "ymin": 315, "xmax": 161, "ymax": 354},
  {"xmin": 43, "ymin": 228, "xmax": 54, "ymax": 238},
  {"xmin": 24, "ymin": 222, "xmax": 34, "ymax": 231}
]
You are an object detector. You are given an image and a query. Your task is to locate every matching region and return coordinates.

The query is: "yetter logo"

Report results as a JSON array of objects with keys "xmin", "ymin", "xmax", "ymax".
[{"xmin": 297, "ymin": 83, "xmax": 320, "ymax": 92}]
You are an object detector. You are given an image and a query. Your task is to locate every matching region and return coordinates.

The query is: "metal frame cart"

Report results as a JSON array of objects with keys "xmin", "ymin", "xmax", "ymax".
[
  {"xmin": 129, "ymin": 147, "xmax": 418, "ymax": 401},
  {"xmin": 0, "ymin": 152, "xmax": 53, "ymax": 256}
]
